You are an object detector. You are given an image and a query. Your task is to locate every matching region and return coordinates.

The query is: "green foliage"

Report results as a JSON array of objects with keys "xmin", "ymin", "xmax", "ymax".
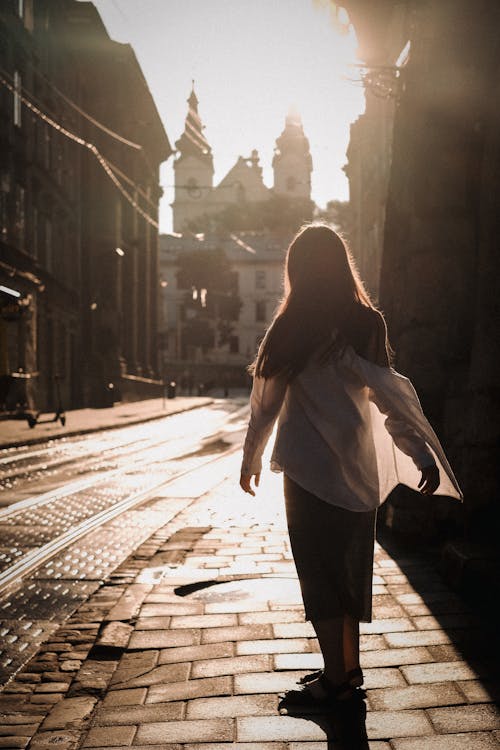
[
  {"xmin": 176, "ymin": 246, "xmax": 241, "ymax": 352},
  {"xmin": 315, "ymin": 200, "xmax": 353, "ymax": 239},
  {"xmin": 186, "ymin": 194, "xmax": 315, "ymax": 234}
]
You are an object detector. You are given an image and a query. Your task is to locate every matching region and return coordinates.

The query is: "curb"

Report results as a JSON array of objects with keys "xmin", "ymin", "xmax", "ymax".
[{"xmin": 0, "ymin": 398, "xmax": 215, "ymax": 451}]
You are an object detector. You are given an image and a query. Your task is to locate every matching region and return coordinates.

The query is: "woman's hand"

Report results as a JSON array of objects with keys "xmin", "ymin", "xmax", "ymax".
[
  {"xmin": 240, "ymin": 472, "xmax": 260, "ymax": 496},
  {"xmin": 418, "ymin": 464, "xmax": 440, "ymax": 495}
]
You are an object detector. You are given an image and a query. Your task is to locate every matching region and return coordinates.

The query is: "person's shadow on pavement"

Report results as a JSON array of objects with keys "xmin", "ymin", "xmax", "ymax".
[{"xmin": 277, "ymin": 692, "xmax": 369, "ymax": 749}]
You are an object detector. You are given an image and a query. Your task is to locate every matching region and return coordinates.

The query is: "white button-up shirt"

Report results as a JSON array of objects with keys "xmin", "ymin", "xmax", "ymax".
[{"xmin": 241, "ymin": 345, "xmax": 463, "ymax": 512}]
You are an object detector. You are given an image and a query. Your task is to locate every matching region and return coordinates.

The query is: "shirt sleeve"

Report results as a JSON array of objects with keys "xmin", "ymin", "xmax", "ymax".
[
  {"xmin": 365, "ymin": 311, "xmax": 436, "ymax": 470},
  {"xmin": 241, "ymin": 374, "xmax": 287, "ymax": 475}
]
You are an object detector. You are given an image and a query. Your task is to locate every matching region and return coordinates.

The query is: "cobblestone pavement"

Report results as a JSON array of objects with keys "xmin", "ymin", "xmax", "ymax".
[{"xmin": 1, "ymin": 460, "xmax": 499, "ymax": 749}]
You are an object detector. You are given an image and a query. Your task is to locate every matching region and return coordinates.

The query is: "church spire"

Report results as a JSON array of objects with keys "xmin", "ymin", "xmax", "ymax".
[
  {"xmin": 175, "ymin": 82, "xmax": 212, "ymax": 162},
  {"xmin": 273, "ymin": 107, "xmax": 312, "ymax": 199}
]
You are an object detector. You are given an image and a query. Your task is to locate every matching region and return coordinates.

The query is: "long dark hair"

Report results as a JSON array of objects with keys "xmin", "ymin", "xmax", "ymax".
[{"xmin": 253, "ymin": 223, "xmax": 375, "ymax": 379}]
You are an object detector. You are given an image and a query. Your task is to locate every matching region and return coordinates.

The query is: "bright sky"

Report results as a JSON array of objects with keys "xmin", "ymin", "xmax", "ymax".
[{"xmin": 90, "ymin": 0, "xmax": 365, "ymax": 232}]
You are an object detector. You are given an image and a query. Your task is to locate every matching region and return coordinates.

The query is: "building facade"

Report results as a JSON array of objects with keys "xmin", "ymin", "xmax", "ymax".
[{"xmin": 0, "ymin": 0, "xmax": 171, "ymax": 415}]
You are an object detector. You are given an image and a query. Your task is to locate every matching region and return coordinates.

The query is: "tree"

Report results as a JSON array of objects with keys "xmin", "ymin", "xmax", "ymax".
[
  {"xmin": 176, "ymin": 247, "xmax": 241, "ymax": 355},
  {"xmin": 186, "ymin": 194, "xmax": 315, "ymax": 235}
]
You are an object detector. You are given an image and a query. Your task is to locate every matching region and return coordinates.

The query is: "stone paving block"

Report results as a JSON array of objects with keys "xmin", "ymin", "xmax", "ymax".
[
  {"xmin": 158, "ymin": 641, "xmax": 233, "ymax": 664},
  {"xmin": 384, "ymin": 630, "xmax": 452, "ymax": 648},
  {"xmin": 35, "ymin": 682, "xmax": 70, "ymax": 693},
  {"xmin": 272, "ymin": 622, "xmax": 316, "ymax": 638},
  {"xmin": 360, "ymin": 618, "xmax": 415, "ymax": 634},
  {"xmin": 42, "ymin": 696, "xmax": 97, "ymax": 730},
  {"xmin": 134, "ymin": 617, "xmax": 171, "ymax": 630},
  {"xmin": 169, "ymin": 614, "xmax": 238, "ymax": 629},
  {"xmin": 236, "ymin": 638, "xmax": 311, "ymax": 655},
  {"xmin": 145, "ymin": 676, "xmax": 232, "ymax": 703},
  {"xmin": 457, "ymin": 680, "xmax": 500, "ymax": 703},
  {"xmin": 95, "ymin": 701, "xmax": 184, "ymax": 726},
  {"xmin": 368, "ymin": 682, "xmax": 465, "ymax": 711},
  {"xmin": 391, "ymin": 732, "xmax": 499, "ymax": 749},
  {"xmin": 186, "ymin": 694, "xmax": 277, "ymax": 719},
  {"xmin": 97, "ymin": 622, "xmax": 133, "ymax": 650},
  {"xmin": 102, "ymin": 688, "xmax": 147, "ymax": 707},
  {"xmin": 238, "ymin": 610, "xmax": 304, "ymax": 625},
  {"xmin": 183, "ymin": 744, "xmax": 287, "ymax": 750},
  {"xmin": 273, "ymin": 653, "xmax": 324, "ymax": 671},
  {"xmin": 427, "ymin": 703, "xmax": 500, "ymax": 733},
  {"xmin": 106, "ymin": 584, "xmax": 152, "ymax": 621},
  {"xmin": 128, "ymin": 628, "xmax": 200, "ymax": 650},
  {"xmin": 360, "ymin": 635, "xmax": 387, "ymax": 651},
  {"xmin": 112, "ymin": 662, "xmax": 190, "ymax": 688},
  {"xmin": 29, "ymin": 731, "xmax": 82, "ymax": 750},
  {"xmin": 0, "ymin": 737, "xmax": 31, "ymax": 748},
  {"xmin": 110, "ymin": 652, "xmax": 158, "ymax": 686},
  {"xmin": 139, "ymin": 602, "xmax": 204, "ymax": 617},
  {"xmin": 427, "ymin": 644, "xmax": 465, "ymax": 662},
  {"xmin": 135, "ymin": 718, "xmax": 234, "ymax": 744},
  {"xmin": 234, "ymin": 670, "xmax": 312, "ymax": 695},
  {"xmin": 82, "ymin": 725, "xmax": 136, "ymax": 747},
  {"xmin": 0, "ymin": 724, "xmax": 39, "ymax": 736},
  {"xmin": 412, "ymin": 614, "xmax": 478, "ymax": 630},
  {"xmin": 366, "ymin": 709, "xmax": 432, "ymax": 739},
  {"xmin": 362, "ymin": 646, "xmax": 433, "ymax": 668},
  {"xmin": 204, "ymin": 600, "xmax": 270, "ymax": 614},
  {"xmin": 401, "ymin": 660, "xmax": 482, "ymax": 684},
  {"xmin": 183, "ymin": 745, "xmax": 287, "ymax": 750},
  {"xmin": 363, "ymin": 668, "xmax": 407, "ymax": 689},
  {"xmin": 200, "ymin": 623, "xmax": 274, "ymax": 644},
  {"xmin": 191, "ymin": 654, "xmax": 271, "ymax": 678},
  {"xmin": 372, "ymin": 604, "xmax": 406, "ymax": 618},
  {"xmin": 236, "ymin": 715, "xmax": 328, "ymax": 742}
]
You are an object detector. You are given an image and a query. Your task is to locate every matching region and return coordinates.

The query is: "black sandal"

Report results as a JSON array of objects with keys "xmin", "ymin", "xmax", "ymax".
[
  {"xmin": 297, "ymin": 666, "xmax": 364, "ymax": 688},
  {"xmin": 279, "ymin": 674, "xmax": 364, "ymax": 715}
]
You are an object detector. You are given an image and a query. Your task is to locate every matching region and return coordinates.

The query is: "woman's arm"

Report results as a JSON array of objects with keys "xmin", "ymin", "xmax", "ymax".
[
  {"xmin": 240, "ymin": 374, "xmax": 287, "ymax": 495},
  {"xmin": 364, "ymin": 310, "xmax": 439, "ymax": 492}
]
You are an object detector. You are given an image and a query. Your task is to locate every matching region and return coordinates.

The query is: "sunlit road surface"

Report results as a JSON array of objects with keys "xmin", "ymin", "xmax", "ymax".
[{"xmin": 0, "ymin": 399, "xmax": 255, "ymax": 684}]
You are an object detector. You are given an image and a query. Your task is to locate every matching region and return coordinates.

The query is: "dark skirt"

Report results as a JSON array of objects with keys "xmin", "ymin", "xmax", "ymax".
[{"xmin": 284, "ymin": 475, "xmax": 376, "ymax": 623}]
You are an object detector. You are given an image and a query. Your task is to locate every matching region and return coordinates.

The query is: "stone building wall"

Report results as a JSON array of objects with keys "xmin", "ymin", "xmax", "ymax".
[{"xmin": 378, "ymin": 0, "xmax": 500, "ymax": 536}]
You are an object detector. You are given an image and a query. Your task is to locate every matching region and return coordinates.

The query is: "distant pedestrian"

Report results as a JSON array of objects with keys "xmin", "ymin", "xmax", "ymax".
[{"xmin": 240, "ymin": 223, "xmax": 462, "ymax": 714}]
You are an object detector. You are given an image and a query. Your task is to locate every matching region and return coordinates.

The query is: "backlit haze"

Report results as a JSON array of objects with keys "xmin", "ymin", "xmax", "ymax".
[{"xmin": 90, "ymin": 0, "xmax": 365, "ymax": 232}]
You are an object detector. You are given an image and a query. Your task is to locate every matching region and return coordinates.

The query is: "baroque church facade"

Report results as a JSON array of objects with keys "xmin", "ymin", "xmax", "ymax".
[
  {"xmin": 171, "ymin": 86, "xmax": 312, "ymax": 233},
  {"xmin": 159, "ymin": 87, "xmax": 313, "ymax": 379}
]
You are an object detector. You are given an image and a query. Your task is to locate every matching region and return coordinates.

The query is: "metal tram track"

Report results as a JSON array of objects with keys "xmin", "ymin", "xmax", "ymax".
[
  {"xmin": 0, "ymin": 404, "xmax": 235, "ymax": 488},
  {"xmin": 0, "ymin": 402, "xmax": 248, "ymax": 516},
  {"xmin": 0, "ymin": 441, "xmax": 241, "ymax": 596}
]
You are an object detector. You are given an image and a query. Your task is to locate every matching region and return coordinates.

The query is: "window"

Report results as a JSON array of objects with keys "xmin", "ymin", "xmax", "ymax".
[
  {"xmin": 229, "ymin": 335, "xmax": 239, "ymax": 354},
  {"xmin": 13, "ymin": 71, "xmax": 22, "ymax": 128},
  {"xmin": 255, "ymin": 270, "xmax": 266, "ymax": 289},
  {"xmin": 255, "ymin": 300, "xmax": 266, "ymax": 322}
]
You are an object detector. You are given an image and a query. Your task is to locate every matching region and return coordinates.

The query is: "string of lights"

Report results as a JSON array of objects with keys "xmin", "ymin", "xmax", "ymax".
[
  {"xmin": 0, "ymin": 73, "xmax": 160, "ymax": 229},
  {"xmin": 19, "ymin": 61, "xmax": 142, "ymax": 150}
]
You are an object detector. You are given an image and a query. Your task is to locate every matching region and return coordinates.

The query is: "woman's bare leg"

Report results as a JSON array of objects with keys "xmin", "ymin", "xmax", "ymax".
[
  {"xmin": 310, "ymin": 616, "xmax": 346, "ymax": 685},
  {"xmin": 343, "ymin": 614, "xmax": 361, "ymax": 675}
]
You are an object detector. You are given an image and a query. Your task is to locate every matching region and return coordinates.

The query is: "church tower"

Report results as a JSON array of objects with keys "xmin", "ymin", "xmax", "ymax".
[
  {"xmin": 172, "ymin": 85, "xmax": 214, "ymax": 232},
  {"xmin": 272, "ymin": 109, "xmax": 312, "ymax": 200}
]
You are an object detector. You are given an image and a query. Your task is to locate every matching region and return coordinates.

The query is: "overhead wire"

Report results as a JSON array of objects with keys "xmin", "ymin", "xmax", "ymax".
[
  {"xmin": 16, "ymin": 60, "xmax": 159, "ymax": 182},
  {"xmin": 0, "ymin": 71, "xmax": 160, "ymax": 228}
]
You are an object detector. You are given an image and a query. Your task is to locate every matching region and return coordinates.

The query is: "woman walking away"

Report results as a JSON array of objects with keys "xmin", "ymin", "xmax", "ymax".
[{"xmin": 240, "ymin": 224, "xmax": 462, "ymax": 714}]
